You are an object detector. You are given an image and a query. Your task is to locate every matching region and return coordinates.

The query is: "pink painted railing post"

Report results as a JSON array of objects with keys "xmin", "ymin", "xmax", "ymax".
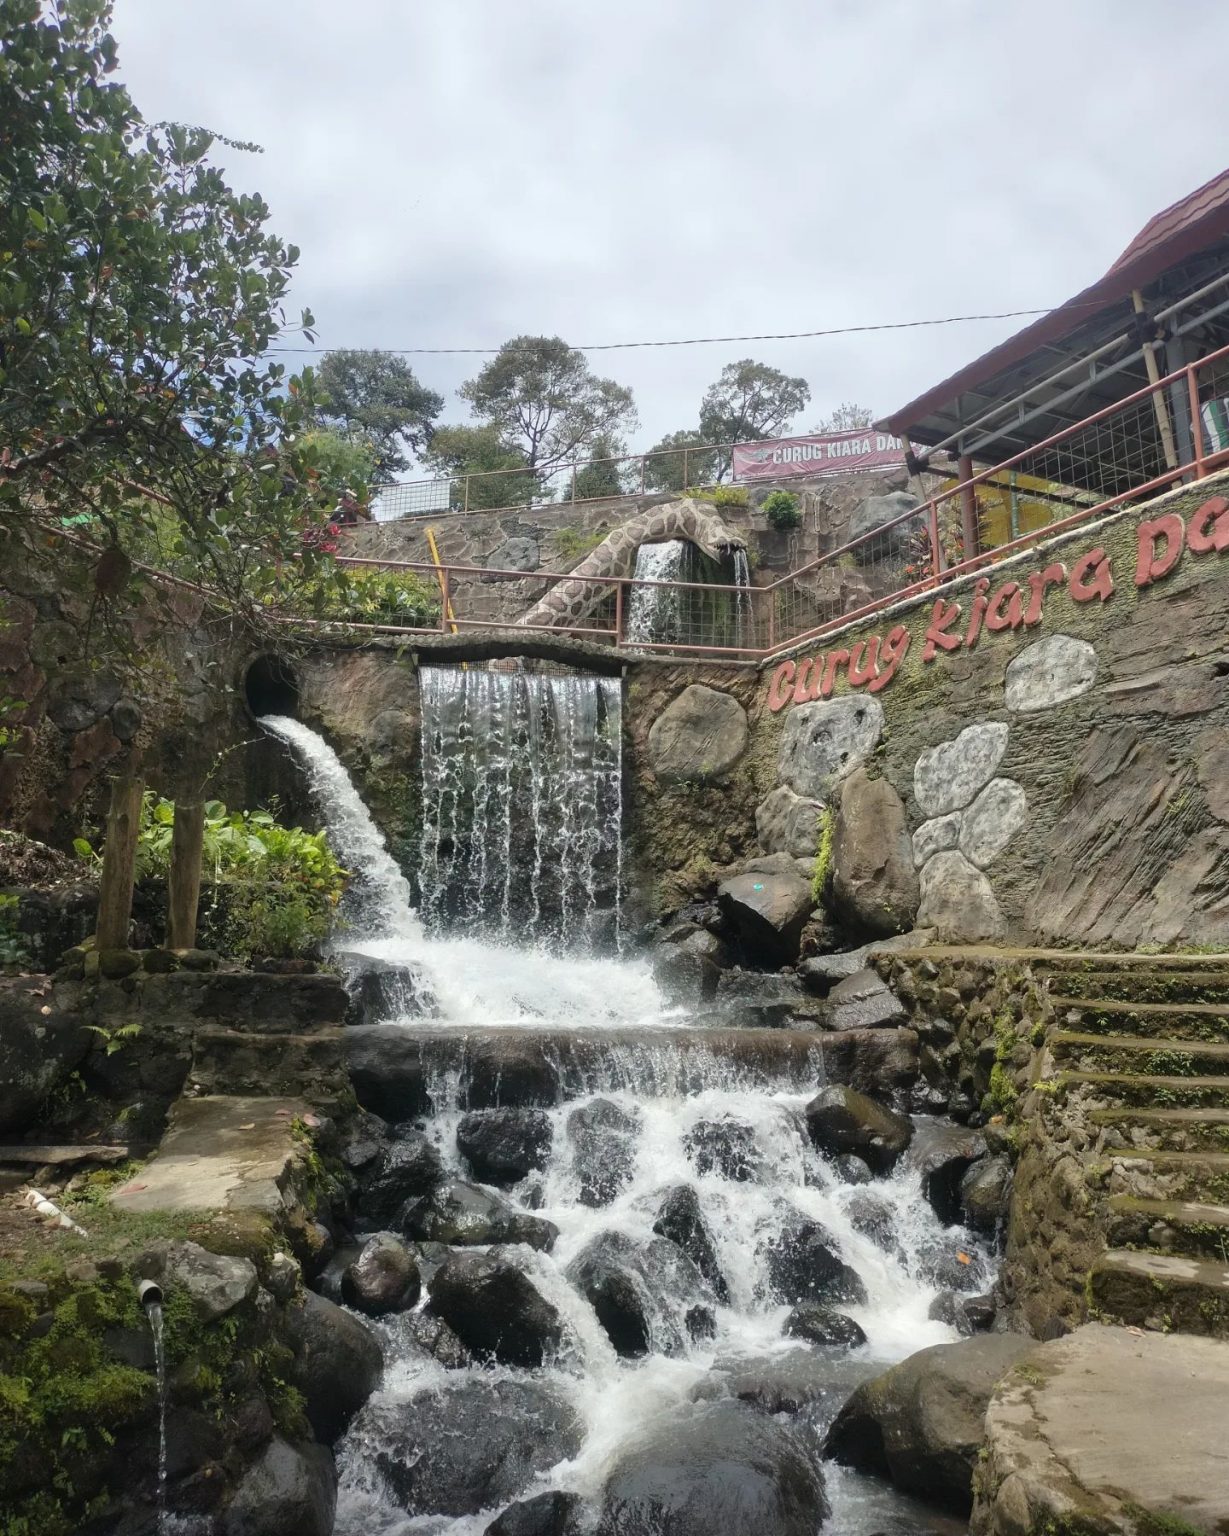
[{"xmin": 928, "ymin": 500, "xmax": 942, "ymax": 581}]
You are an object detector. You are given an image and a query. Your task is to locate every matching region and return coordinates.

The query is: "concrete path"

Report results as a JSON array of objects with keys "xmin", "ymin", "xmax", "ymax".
[{"xmin": 110, "ymin": 1096, "xmax": 309, "ymax": 1215}]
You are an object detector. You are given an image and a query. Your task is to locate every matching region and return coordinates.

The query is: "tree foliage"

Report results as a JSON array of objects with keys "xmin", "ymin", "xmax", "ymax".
[
  {"xmin": 643, "ymin": 428, "xmax": 718, "ymax": 493},
  {"xmin": 698, "ymin": 359, "xmax": 811, "ymax": 475},
  {"xmin": 421, "ymin": 422, "xmax": 539, "ymax": 510},
  {"xmin": 811, "ymin": 401, "xmax": 873, "ymax": 433},
  {"xmin": 571, "ymin": 432, "xmax": 627, "ymax": 501},
  {"xmin": 0, "ymin": 0, "xmax": 324, "ymax": 623},
  {"xmin": 459, "ymin": 336, "xmax": 638, "ymax": 475},
  {"xmin": 313, "ymin": 348, "xmax": 442, "ymax": 480}
]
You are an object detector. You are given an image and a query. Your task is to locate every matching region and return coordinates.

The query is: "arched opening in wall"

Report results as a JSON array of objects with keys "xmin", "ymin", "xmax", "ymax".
[{"xmin": 243, "ymin": 654, "xmax": 300, "ymax": 720}]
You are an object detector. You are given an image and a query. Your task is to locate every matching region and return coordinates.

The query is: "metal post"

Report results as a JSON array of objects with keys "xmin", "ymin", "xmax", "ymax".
[
  {"xmin": 639, "ymin": 458, "xmax": 646, "ymax": 495},
  {"xmin": 928, "ymin": 499, "xmax": 943, "ymax": 580},
  {"xmin": 1188, "ymin": 364, "xmax": 1206, "ymax": 478},
  {"xmin": 614, "ymin": 581, "xmax": 624, "ymax": 645},
  {"xmin": 957, "ymin": 456, "xmax": 980, "ymax": 562},
  {"xmin": 570, "ymin": 464, "xmax": 577, "ymax": 506},
  {"xmin": 462, "ymin": 475, "xmax": 470, "ymax": 514},
  {"xmin": 682, "ymin": 447, "xmax": 689, "ymax": 491}
]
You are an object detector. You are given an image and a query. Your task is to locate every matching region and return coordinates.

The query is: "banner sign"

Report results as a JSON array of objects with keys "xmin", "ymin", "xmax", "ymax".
[{"xmin": 732, "ymin": 428, "xmax": 905, "ymax": 482}]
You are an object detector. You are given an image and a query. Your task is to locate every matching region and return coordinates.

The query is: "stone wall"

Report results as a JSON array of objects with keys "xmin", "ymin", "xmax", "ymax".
[{"xmin": 633, "ymin": 472, "xmax": 1229, "ymax": 948}]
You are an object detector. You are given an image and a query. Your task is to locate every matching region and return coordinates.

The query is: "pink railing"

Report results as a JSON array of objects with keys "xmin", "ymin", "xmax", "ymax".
[{"xmin": 302, "ymin": 342, "xmax": 1229, "ymax": 660}]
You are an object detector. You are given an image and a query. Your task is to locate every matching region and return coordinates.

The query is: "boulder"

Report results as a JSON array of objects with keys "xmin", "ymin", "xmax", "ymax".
[
  {"xmin": 467, "ymin": 1032, "xmax": 563, "ymax": 1107},
  {"xmin": 762, "ymin": 1212, "xmax": 867, "ymax": 1307},
  {"xmin": 0, "ymin": 981, "xmax": 92, "ymax": 1134},
  {"xmin": 222, "ymin": 1437, "xmax": 335, "ymax": 1536},
  {"xmin": 824, "ymin": 1334, "xmax": 1035, "ymax": 1513},
  {"xmin": 1004, "ymin": 632, "xmax": 1098, "ymax": 714},
  {"xmin": 805, "ymin": 1084, "xmax": 913, "ymax": 1173},
  {"xmin": 958, "ymin": 778, "xmax": 1028, "ymax": 869},
  {"xmin": 684, "ymin": 1115, "xmax": 763, "ymax": 1182},
  {"xmin": 960, "ymin": 1155, "xmax": 1013, "ymax": 1232},
  {"xmin": 45, "ymin": 665, "xmax": 121, "ymax": 732},
  {"xmin": 647, "ymin": 685, "xmax": 748, "ymax": 784},
  {"xmin": 339, "ymin": 951, "xmax": 429, "ymax": 1025},
  {"xmin": 341, "ymin": 1233, "xmax": 420, "ymax": 1317},
  {"xmin": 692, "ymin": 1348, "xmax": 873, "ymax": 1416},
  {"xmin": 457, "ymin": 1106, "xmax": 553, "ymax": 1186},
  {"xmin": 597, "ymin": 1399, "xmax": 828, "ymax": 1536},
  {"xmin": 567, "ymin": 1098, "xmax": 639, "ymax": 1208},
  {"xmin": 283, "ymin": 1290, "xmax": 383, "ymax": 1445},
  {"xmin": 428, "ymin": 1248, "xmax": 566, "ymax": 1367},
  {"xmin": 403, "ymin": 1308, "xmax": 473, "ymax": 1369},
  {"xmin": 357, "ymin": 1133, "xmax": 445, "ymax": 1226},
  {"xmin": 905, "ymin": 1121, "xmax": 987, "ymax": 1225},
  {"xmin": 831, "ymin": 768, "xmax": 919, "ymax": 938},
  {"xmin": 929, "ymin": 1290, "xmax": 996, "ymax": 1336},
  {"xmin": 717, "ymin": 868, "xmax": 812, "ymax": 965},
  {"xmin": 784, "ymin": 1303, "xmax": 867, "ymax": 1349},
  {"xmin": 831, "ymin": 1152, "xmax": 873, "ymax": 1185},
  {"xmin": 144, "ymin": 1241, "xmax": 258, "ymax": 1324},
  {"xmin": 485, "ymin": 1491, "xmax": 582, "ymax": 1536},
  {"xmin": 817, "ymin": 1027, "xmax": 920, "ymax": 1098},
  {"xmin": 845, "ymin": 1189, "xmax": 899, "ymax": 1252},
  {"xmin": 798, "ymin": 929, "xmax": 935, "ymax": 991},
  {"xmin": 653, "ymin": 1184, "xmax": 729, "ymax": 1303},
  {"xmin": 652, "ymin": 928, "xmax": 730, "ymax": 1003},
  {"xmin": 755, "ymin": 785, "xmax": 824, "ymax": 859},
  {"xmin": 487, "ymin": 535, "xmax": 540, "ymax": 574},
  {"xmin": 916, "ymin": 851, "xmax": 1006, "ymax": 943},
  {"xmin": 911, "ymin": 812, "xmax": 962, "ymax": 868},
  {"xmin": 403, "ymin": 1180, "xmax": 558, "ymax": 1250},
  {"xmin": 715, "ymin": 968, "xmax": 822, "ymax": 1029},
  {"xmin": 565, "ymin": 1229, "xmax": 712, "ymax": 1357},
  {"xmin": 972, "ymin": 1325, "xmax": 1229, "ymax": 1536},
  {"xmin": 358, "ymin": 1377, "xmax": 583, "ymax": 1518},
  {"xmin": 847, "ymin": 491, "xmax": 922, "ymax": 559},
  {"xmin": 345, "ymin": 1026, "xmax": 431, "ymax": 1119},
  {"xmin": 826, "ymin": 967, "xmax": 907, "ymax": 1030},
  {"xmin": 778, "ymin": 695, "xmax": 884, "ymax": 799},
  {"xmin": 913, "ymin": 722, "xmax": 1009, "ymax": 819}
]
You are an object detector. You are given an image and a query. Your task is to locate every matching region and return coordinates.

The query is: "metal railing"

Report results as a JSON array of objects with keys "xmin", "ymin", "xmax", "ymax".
[{"xmin": 313, "ymin": 342, "xmax": 1229, "ymax": 660}]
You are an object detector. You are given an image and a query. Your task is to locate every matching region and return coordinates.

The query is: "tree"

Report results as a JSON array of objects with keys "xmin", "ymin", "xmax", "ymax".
[
  {"xmin": 0, "ymin": 0, "xmax": 322, "ymax": 619},
  {"xmin": 314, "ymin": 349, "xmax": 443, "ymax": 480},
  {"xmin": 811, "ymin": 401, "xmax": 874, "ymax": 433},
  {"xmin": 459, "ymin": 336, "xmax": 638, "ymax": 476},
  {"xmin": 421, "ymin": 423, "xmax": 538, "ymax": 510},
  {"xmin": 643, "ymin": 428, "xmax": 718, "ymax": 493},
  {"xmin": 571, "ymin": 433, "xmax": 627, "ymax": 501},
  {"xmin": 698, "ymin": 359, "xmax": 811, "ymax": 477}
]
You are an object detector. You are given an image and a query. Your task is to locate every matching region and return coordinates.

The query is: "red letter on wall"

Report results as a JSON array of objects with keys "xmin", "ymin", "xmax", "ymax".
[
  {"xmin": 1135, "ymin": 514, "xmax": 1185, "ymax": 587},
  {"xmin": 1069, "ymin": 547, "xmax": 1114, "ymax": 603},
  {"xmin": 766, "ymin": 660, "xmax": 795, "ymax": 712},
  {"xmin": 922, "ymin": 598, "xmax": 963, "ymax": 662},
  {"xmin": 1187, "ymin": 496, "xmax": 1229, "ymax": 555}
]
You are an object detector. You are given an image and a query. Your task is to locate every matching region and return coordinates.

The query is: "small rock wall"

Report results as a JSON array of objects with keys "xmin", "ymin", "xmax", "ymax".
[{"xmin": 630, "ymin": 474, "xmax": 1229, "ymax": 948}]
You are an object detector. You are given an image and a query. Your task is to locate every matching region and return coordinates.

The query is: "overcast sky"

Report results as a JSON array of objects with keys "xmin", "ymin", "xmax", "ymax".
[{"xmin": 111, "ymin": 0, "xmax": 1229, "ymax": 469}]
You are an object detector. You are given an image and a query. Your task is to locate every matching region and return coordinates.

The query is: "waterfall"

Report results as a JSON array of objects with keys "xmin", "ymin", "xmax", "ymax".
[
  {"xmin": 260, "ymin": 714, "xmax": 423, "ymax": 946},
  {"xmin": 417, "ymin": 666, "xmax": 623, "ymax": 948},
  {"xmin": 625, "ymin": 539, "xmax": 687, "ymax": 643},
  {"xmin": 625, "ymin": 539, "xmax": 754, "ymax": 650}
]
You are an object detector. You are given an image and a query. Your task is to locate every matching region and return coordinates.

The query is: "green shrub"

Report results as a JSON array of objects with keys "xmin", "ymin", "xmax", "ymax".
[
  {"xmin": 761, "ymin": 489, "xmax": 802, "ymax": 531},
  {"xmin": 329, "ymin": 565, "xmax": 441, "ymax": 627},
  {"xmin": 76, "ymin": 797, "xmax": 347, "ymax": 962},
  {"xmin": 684, "ymin": 484, "xmax": 749, "ymax": 508},
  {"xmin": 554, "ymin": 526, "xmax": 608, "ymax": 561}
]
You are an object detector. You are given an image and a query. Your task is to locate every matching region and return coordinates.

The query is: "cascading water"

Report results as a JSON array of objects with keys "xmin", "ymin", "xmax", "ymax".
[
  {"xmin": 624, "ymin": 538, "xmax": 687, "ymax": 643},
  {"xmin": 417, "ymin": 666, "xmax": 622, "ymax": 947},
  {"xmin": 625, "ymin": 538, "xmax": 754, "ymax": 650},
  {"xmin": 260, "ymin": 698, "xmax": 995, "ymax": 1534}
]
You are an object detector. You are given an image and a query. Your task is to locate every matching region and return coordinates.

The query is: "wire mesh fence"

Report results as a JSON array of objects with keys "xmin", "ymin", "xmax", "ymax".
[{"xmin": 326, "ymin": 343, "xmax": 1229, "ymax": 656}]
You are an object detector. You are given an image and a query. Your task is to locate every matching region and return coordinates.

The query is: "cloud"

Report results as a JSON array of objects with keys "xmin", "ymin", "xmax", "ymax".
[{"xmin": 111, "ymin": 0, "xmax": 1229, "ymax": 461}]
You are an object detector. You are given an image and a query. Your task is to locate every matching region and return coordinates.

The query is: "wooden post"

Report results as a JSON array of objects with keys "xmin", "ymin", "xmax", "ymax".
[
  {"xmin": 167, "ymin": 801, "xmax": 206, "ymax": 950},
  {"xmin": 1132, "ymin": 290, "xmax": 1180, "ymax": 472},
  {"xmin": 95, "ymin": 775, "xmax": 144, "ymax": 951},
  {"xmin": 958, "ymin": 454, "xmax": 980, "ymax": 562}
]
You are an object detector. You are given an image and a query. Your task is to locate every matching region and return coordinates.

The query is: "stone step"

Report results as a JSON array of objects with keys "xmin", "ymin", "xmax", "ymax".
[
  {"xmin": 1092, "ymin": 1105, "xmax": 1229, "ymax": 1152},
  {"xmin": 1056, "ymin": 970, "xmax": 1229, "ymax": 1005},
  {"xmin": 1035, "ymin": 951, "xmax": 1229, "ymax": 975},
  {"xmin": 190, "ymin": 1026, "xmax": 346, "ymax": 1103},
  {"xmin": 1103, "ymin": 1147, "xmax": 1229, "ymax": 1203},
  {"xmin": 1107, "ymin": 1194, "xmax": 1229, "ymax": 1258},
  {"xmin": 1056, "ymin": 1071, "xmax": 1229, "ymax": 1109},
  {"xmin": 1087, "ymin": 1248, "xmax": 1229, "ymax": 1337},
  {"xmin": 1049, "ymin": 997, "xmax": 1229, "ymax": 1042},
  {"xmin": 1051, "ymin": 1031, "xmax": 1229, "ymax": 1079}
]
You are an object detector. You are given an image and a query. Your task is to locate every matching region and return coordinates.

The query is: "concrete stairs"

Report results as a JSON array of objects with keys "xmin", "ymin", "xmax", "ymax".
[{"xmin": 1037, "ymin": 952, "xmax": 1229, "ymax": 1337}]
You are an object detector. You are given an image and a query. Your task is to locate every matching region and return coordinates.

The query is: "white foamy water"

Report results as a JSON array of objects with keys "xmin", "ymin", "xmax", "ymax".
[{"xmin": 264, "ymin": 709, "xmax": 991, "ymax": 1535}]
